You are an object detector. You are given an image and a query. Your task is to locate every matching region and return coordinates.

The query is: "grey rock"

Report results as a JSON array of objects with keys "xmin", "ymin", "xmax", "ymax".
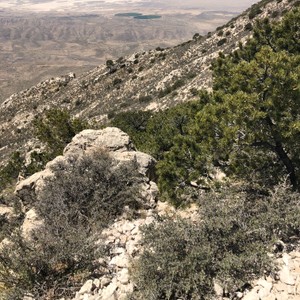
[
  {"xmin": 121, "ymin": 221, "xmax": 135, "ymax": 233},
  {"xmin": 101, "ymin": 276, "xmax": 111, "ymax": 288},
  {"xmin": 64, "ymin": 128, "xmax": 133, "ymax": 156},
  {"xmin": 117, "ymin": 268, "xmax": 130, "ymax": 284},
  {"xmin": 109, "ymin": 252, "xmax": 129, "ymax": 268},
  {"xmin": 15, "ymin": 128, "xmax": 158, "ymax": 210},
  {"xmin": 78, "ymin": 280, "xmax": 94, "ymax": 295},
  {"xmin": 257, "ymin": 278, "xmax": 273, "ymax": 292},
  {"xmin": 93, "ymin": 278, "xmax": 100, "ymax": 289},
  {"xmin": 100, "ymin": 279, "xmax": 118, "ymax": 300},
  {"xmin": 0, "ymin": 205, "xmax": 14, "ymax": 220},
  {"xmin": 126, "ymin": 240, "xmax": 138, "ymax": 256},
  {"xmin": 15, "ymin": 170, "xmax": 51, "ymax": 206},
  {"xmin": 213, "ymin": 281, "xmax": 223, "ymax": 297},
  {"xmin": 279, "ymin": 265, "xmax": 295, "ymax": 285},
  {"xmin": 243, "ymin": 288, "xmax": 260, "ymax": 300},
  {"xmin": 21, "ymin": 208, "xmax": 43, "ymax": 240}
]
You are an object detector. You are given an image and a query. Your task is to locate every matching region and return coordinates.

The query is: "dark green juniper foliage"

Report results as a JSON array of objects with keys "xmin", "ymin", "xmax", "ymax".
[
  {"xmin": 33, "ymin": 108, "xmax": 88, "ymax": 158},
  {"xmin": 155, "ymin": 8, "xmax": 300, "ymax": 204},
  {"xmin": 111, "ymin": 10, "xmax": 300, "ymax": 206},
  {"xmin": 0, "ymin": 152, "xmax": 23, "ymax": 191},
  {"xmin": 0, "ymin": 109, "xmax": 88, "ymax": 192}
]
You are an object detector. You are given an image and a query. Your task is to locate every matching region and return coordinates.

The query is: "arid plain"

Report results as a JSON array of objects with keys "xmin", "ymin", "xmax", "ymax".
[{"xmin": 0, "ymin": 0, "xmax": 256, "ymax": 102}]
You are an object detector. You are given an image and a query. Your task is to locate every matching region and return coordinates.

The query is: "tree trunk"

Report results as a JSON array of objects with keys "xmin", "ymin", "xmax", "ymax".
[
  {"xmin": 265, "ymin": 116, "xmax": 298, "ymax": 189},
  {"xmin": 274, "ymin": 141, "xmax": 298, "ymax": 190}
]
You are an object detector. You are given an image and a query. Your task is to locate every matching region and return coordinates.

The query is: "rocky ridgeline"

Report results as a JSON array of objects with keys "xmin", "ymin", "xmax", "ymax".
[{"xmin": 0, "ymin": 0, "xmax": 297, "ymax": 166}]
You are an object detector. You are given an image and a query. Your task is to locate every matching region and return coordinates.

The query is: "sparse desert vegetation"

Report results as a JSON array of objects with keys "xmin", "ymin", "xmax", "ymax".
[{"xmin": 0, "ymin": 1, "xmax": 300, "ymax": 299}]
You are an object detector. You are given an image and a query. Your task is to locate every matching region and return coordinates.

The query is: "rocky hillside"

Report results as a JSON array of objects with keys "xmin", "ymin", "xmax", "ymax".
[
  {"xmin": 0, "ymin": 0, "xmax": 298, "ymax": 167},
  {"xmin": 3, "ymin": 127, "xmax": 300, "ymax": 300}
]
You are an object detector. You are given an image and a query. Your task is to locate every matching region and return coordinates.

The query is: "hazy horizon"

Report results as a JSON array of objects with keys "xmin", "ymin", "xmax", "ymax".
[
  {"xmin": 0, "ymin": 0, "xmax": 259, "ymax": 101},
  {"xmin": 0, "ymin": 0, "xmax": 259, "ymax": 13}
]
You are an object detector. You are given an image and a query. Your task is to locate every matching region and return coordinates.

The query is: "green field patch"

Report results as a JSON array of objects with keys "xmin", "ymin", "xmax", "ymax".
[
  {"xmin": 134, "ymin": 15, "xmax": 162, "ymax": 19},
  {"xmin": 115, "ymin": 12, "xmax": 143, "ymax": 17}
]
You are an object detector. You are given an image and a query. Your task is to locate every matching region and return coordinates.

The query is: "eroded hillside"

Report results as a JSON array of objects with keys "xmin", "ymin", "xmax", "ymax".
[{"xmin": 0, "ymin": 0, "xmax": 298, "ymax": 167}]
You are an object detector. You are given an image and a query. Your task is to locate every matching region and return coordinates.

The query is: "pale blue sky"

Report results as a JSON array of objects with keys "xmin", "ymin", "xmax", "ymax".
[{"xmin": 0, "ymin": 0, "xmax": 259, "ymax": 13}]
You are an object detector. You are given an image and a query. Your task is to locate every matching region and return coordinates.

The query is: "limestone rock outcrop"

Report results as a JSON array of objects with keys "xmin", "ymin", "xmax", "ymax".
[{"xmin": 15, "ymin": 127, "xmax": 158, "ymax": 208}]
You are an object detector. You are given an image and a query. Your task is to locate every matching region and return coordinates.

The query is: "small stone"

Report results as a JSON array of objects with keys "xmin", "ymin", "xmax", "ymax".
[
  {"xmin": 98, "ymin": 258, "xmax": 106, "ymax": 266},
  {"xmin": 79, "ymin": 280, "xmax": 94, "ymax": 294},
  {"xmin": 126, "ymin": 240, "xmax": 138, "ymax": 256},
  {"xmin": 21, "ymin": 208, "xmax": 43, "ymax": 240},
  {"xmin": 117, "ymin": 268, "xmax": 130, "ymax": 284},
  {"xmin": 243, "ymin": 288, "xmax": 260, "ymax": 300},
  {"xmin": 235, "ymin": 291, "xmax": 243, "ymax": 298},
  {"xmin": 279, "ymin": 265, "xmax": 296, "ymax": 285},
  {"xmin": 120, "ymin": 235, "xmax": 128, "ymax": 244},
  {"xmin": 145, "ymin": 216, "xmax": 155, "ymax": 225},
  {"xmin": 113, "ymin": 247, "xmax": 126, "ymax": 255},
  {"xmin": 118, "ymin": 292, "xmax": 128, "ymax": 300},
  {"xmin": 258, "ymin": 287, "xmax": 271, "ymax": 298},
  {"xmin": 110, "ymin": 253, "xmax": 129, "ymax": 268},
  {"xmin": 83, "ymin": 294, "xmax": 90, "ymax": 300},
  {"xmin": 118, "ymin": 282, "xmax": 134, "ymax": 294},
  {"xmin": 111, "ymin": 229, "xmax": 121, "ymax": 238},
  {"xmin": 257, "ymin": 278, "xmax": 273, "ymax": 292},
  {"xmin": 93, "ymin": 278, "xmax": 100, "ymax": 288},
  {"xmin": 101, "ymin": 276, "xmax": 111, "ymax": 288},
  {"xmin": 23, "ymin": 296, "xmax": 35, "ymax": 300},
  {"xmin": 131, "ymin": 226, "xmax": 139, "ymax": 235},
  {"xmin": 101, "ymin": 279, "xmax": 118, "ymax": 300},
  {"xmin": 282, "ymin": 253, "xmax": 291, "ymax": 266},
  {"xmin": 105, "ymin": 236, "xmax": 115, "ymax": 244},
  {"xmin": 0, "ymin": 205, "xmax": 14, "ymax": 220},
  {"xmin": 273, "ymin": 281, "xmax": 287, "ymax": 292},
  {"xmin": 146, "ymin": 209, "xmax": 154, "ymax": 217},
  {"xmin": 122, "ymin": 221, "xmax": 135, "ymax": 233},
  {"xmin": 213, "ymin": 281, "xmax": 223, "ymax": 297}
]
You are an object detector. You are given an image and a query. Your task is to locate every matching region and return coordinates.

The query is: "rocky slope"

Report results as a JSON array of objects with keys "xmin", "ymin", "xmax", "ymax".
[
  {"xmin": 6, "ymin": 127, "xmax": 300, "ymax": 300},
  {"xmin": 15, "ymin": 127, "xmax": 158, "ymax": 208},
  {"xmin": 5, "ymin": 127, "xmax": 158, "ymax": 299},
  {"xmin": 0, "ymin": 0, "xmax": 298, "ymax": 167},
  {"xmin": 71, "ymin": 222, "xmax": 300, "ymax": 300}
]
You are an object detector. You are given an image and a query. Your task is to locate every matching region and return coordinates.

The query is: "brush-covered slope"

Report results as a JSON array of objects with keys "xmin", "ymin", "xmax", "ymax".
[{"xmin": 0, "ymin": 0, "xmax": 298, "ymax": 167}]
